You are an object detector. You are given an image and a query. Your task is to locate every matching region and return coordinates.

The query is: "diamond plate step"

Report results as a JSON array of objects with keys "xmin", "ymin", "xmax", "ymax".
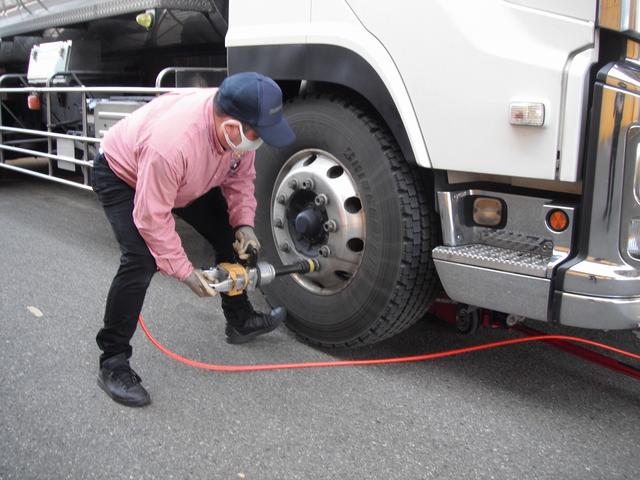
[{"xmin": 432, "ymin": 244, "xmax": 550, "ymax": 278}]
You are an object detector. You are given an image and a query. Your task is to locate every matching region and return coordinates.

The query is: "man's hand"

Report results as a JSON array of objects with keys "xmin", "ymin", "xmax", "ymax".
[
  {"xmin": 182, "ymin": 269, "xmax": 218, "ymax": 297},
  {"xmin": 233, "ymin": 226, "xmax": 261, "ymax": 260}
]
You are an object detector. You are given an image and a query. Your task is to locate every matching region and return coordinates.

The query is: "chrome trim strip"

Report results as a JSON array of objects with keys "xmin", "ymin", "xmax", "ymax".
[
  {"xmin": 559, "ymin": 292, "xmax": 640, "ymax": 330},
  {"xmin": 605, "ymin": 62, "xmax": 640, "ymax": 93},
  {"xmin": 619, "ymin": 126, "xmax": 640, "ymax": 265},
  {"xmin": 635, "ymin": 139, "xmax": 640, "ymax": 205},
  {"xmin": 433, "ymin": 260, "xmax": 550, "ymax": 321},
  {"xmin": 599, "ymin": 0, "xmax": 640, "ymax": 38},
  {"xmin": 625, "ymin": 38, "xmax": 640, "ymax": 67}
]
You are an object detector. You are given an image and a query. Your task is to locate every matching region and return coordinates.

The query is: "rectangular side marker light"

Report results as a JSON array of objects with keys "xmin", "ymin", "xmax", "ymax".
[{"xmin": 510, "ymin": 102, "xmax": 545, "ymax": 127}]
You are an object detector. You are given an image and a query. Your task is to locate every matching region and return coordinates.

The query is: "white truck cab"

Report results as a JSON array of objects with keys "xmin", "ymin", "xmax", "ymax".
[{"xmin": 0, "ymin": 0, "xmax": 638, "ymax": 346}]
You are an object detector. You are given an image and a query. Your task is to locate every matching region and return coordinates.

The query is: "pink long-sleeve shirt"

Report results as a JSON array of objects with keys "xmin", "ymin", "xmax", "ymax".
[{"xmin": 101, "ymin": 88, "xmax": 257, "ymax": 281}]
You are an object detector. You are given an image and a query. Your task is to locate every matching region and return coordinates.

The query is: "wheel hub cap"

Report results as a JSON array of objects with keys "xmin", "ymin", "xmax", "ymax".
[
  {"xmin": 271, "ymin": 149, "xmax": 365, "ymax": 295},
  {"xmin": 295, "ymin": 208, "xmax": 323, "ymax": 237}
]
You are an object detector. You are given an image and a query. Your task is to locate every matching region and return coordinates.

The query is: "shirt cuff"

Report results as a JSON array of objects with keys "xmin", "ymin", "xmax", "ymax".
[
  {"xmin": 175, "ymin": 262, "xmax": 194, "ymax": 281},
  {"xmin": 230, "ymin": 210, "xmax": 255, "ymax": 229}
]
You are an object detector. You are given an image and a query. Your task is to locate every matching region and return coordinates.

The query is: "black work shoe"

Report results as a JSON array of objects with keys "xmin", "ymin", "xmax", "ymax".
[
  {"xmin": 225, "ymin": 307, "xmax": 286, "ymax": 344},
  {"xmin": 97, "ymin": 354, "xmax": 151, "ymax": 407}
]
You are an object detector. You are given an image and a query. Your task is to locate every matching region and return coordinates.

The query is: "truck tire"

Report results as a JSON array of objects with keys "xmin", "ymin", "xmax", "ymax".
[{"xmin": 254, "ymin": 92, "xmax": 440, "ymax": 347}]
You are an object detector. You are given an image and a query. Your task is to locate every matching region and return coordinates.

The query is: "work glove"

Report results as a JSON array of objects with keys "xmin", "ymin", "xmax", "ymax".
[
  {"xmin": 182, "ymin": 269, "xmax": 218, "ymax": 297},
  {"xmin": 233, "ymin": 226, "xmax": 261, "ymax": 260}
]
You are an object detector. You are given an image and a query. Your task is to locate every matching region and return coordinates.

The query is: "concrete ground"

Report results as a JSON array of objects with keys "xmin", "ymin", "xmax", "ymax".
[{"xmin": 1, "ymin": 170, "xmax": 639, "ymax": 480}]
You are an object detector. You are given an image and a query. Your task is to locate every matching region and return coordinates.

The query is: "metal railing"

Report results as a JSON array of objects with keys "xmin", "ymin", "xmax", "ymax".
[
  {"xmin": 0, "ymin": 67, "xmax": 225, "ymax": 190},
  {"xmin": 0, "ymin": 81, "xmax": 178, "ymax": 190}
]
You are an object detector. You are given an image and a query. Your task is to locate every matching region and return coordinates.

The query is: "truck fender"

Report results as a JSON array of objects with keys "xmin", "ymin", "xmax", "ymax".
[{"xmin": 228, "ymin": 43, "xmax": 430, "ymax": 168}]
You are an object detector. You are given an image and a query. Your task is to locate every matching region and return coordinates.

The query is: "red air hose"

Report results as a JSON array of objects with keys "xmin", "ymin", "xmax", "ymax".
[{"xmin": 138, "ymin": 315, "xmax": 640, "ymax": 374}]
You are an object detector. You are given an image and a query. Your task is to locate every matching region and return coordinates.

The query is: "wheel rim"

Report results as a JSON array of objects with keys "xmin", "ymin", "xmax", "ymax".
[{"xmin": 270, "ymin": 149, "xmax": 365, "ymax": 295}]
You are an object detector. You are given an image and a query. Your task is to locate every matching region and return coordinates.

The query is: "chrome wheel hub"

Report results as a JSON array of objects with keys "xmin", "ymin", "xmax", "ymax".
[{"xmin": 271, "ymin": 149, "xmax": 365, "ymax": 295}]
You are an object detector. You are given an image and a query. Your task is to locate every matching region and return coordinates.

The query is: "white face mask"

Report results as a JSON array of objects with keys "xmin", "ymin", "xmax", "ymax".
[{"xmin": 221, "ymin": 119, "xmax": 264, "ymax": 153}]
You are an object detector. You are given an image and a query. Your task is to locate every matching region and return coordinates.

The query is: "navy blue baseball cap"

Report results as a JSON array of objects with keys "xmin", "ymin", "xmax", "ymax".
[{"xmin": 217, "ymin": 72, "xmax": 295, "ymax": 148}]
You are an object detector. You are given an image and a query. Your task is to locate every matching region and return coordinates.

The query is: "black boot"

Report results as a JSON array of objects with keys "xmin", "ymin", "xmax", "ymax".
[
  {"xmin": 221, "ymin": 293, "xmax": 286, "ymax": 344},
  {"xmin": 225, "ymin": 307, "xmax": 287, "ymax": 344},
  {"xmin": 97, "ymin": 353, "xmax": 151, "ymax": 407}
]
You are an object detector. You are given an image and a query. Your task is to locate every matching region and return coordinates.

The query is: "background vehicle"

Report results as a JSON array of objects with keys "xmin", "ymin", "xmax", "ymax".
[{"xmin": 1, "ymin": 0, "xmax": 638, "ymax": 347}]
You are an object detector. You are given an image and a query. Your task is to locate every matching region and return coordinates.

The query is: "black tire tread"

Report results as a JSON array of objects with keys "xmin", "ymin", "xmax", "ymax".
[{"xmin": 271, "ymin": 92, "xmax": 441, "ymax": 348}]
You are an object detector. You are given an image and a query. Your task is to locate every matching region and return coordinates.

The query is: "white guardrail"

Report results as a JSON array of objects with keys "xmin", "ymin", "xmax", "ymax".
[
  {"xmin": 0, "ymin": 79, "xmax": 177, "ymax": 190},
  {"xmin": 0, "ymin": 67, "xmax": 225, "ymax": 190}
]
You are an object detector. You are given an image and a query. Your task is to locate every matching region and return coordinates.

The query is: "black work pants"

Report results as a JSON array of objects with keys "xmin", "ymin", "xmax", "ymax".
[{"xmin": 91, "ymin": 153, "xmax": 249, "ymax": 365}]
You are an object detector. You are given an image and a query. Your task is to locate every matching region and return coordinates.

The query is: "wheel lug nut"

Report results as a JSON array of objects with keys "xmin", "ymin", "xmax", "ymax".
[
  {"xmin": 301, "ymin": 179, "xmax": 314, "ymax": 190},
  {"xmin": 319, "ymin": 245, "xmax": 331, "ymax": 257},
  {"xmin": 273, "ymin": 218, "xmax": 284, "ymax": 228},
  {"xmin": 314, "ymin": 194, "xmax": 328, "ymax": 207},
  {"xmin": 323, "ymin": 220, "xmax": 338, "ymax": 233},
  {"xmin": 277, "ymin": 194, "xmax": 287, "ymax": 205},
  {"xmin": 280, "ymin": 242, "xmax": 291, "ymax": 252},
  {"xmin": 288, "ymin": 179, "xmax": 299, "ymax": 190}
]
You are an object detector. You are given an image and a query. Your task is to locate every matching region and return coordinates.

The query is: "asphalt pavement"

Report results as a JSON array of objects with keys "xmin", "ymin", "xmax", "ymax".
[{"xmin": 1, "ymin": 169, "xmax": 640, "ymax": 480}]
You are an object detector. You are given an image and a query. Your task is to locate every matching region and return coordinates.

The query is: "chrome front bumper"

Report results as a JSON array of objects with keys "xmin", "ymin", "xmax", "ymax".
[
  {"xmin": 556, "ymin": 56, "xmax": 640, "ymax": 330},
  {"xmin": 559, "ymin": 292, "xmax": 640, "ymax": 330}
]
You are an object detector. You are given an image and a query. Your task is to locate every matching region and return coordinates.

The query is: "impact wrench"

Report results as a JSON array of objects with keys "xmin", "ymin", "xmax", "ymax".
[
  {"xmin": 137, "ymin": 251, "xmax": 640, "ymax": 381},
  {"xmin": 200, "ymin": 255, "xmax": 319, "ymax": 296}
]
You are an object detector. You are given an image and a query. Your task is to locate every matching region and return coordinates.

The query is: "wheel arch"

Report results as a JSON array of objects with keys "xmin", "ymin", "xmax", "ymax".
[{"xmin": 227, "ymin": 43, "xmax": 426, "ymax": 166}]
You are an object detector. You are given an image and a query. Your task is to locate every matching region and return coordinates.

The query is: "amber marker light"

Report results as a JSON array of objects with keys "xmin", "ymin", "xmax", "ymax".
[
  {"xmin": 473, "ymin": 197, "xmax": 503, "ymax": 227},
  {"xmin": 547, "ymin": 209, "xmax": 569, "ymax": 232}
]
